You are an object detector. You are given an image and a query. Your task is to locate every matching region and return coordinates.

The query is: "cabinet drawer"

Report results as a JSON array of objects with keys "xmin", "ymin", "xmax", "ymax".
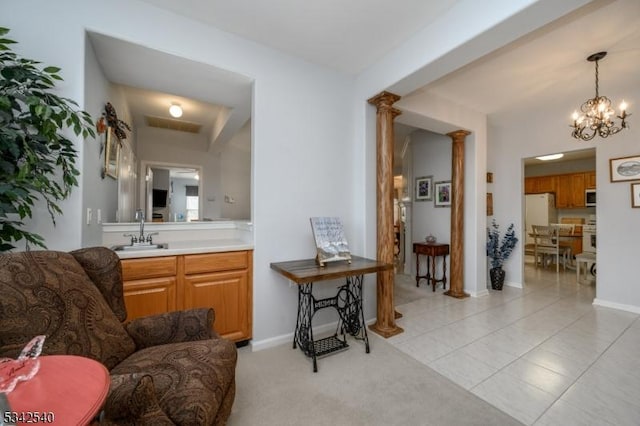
[
  {"xmin": 122, "ymin": 256, "xmax": 177, "ymax": 280},
  {"xmin": 184, "ymin": 251, "xmax": 248, "ymax": 274}
]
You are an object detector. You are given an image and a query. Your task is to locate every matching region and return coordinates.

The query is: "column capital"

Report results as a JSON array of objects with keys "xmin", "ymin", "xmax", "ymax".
[
  {"xmin": 446, "ymin": 129, "xmax": 471, "ymax": 141},
  {"xmin": 368, "ymin": 91, "xmax": 402, "ymax": 117}
]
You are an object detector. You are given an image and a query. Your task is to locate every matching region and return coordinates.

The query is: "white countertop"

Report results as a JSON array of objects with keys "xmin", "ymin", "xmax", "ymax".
[{"xmin": 112, "ymin": 238, "xmax": 253, "ymax": 259}]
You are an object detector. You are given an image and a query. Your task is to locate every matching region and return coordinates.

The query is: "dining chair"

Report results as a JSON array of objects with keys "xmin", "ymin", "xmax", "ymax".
[
  {"xmin": 551, "ymin": 223, "xmax": 575, "ymax": 267},
  {"xmin": 532, "ymin": 225, "xmax": 568, "ymax": 273}
]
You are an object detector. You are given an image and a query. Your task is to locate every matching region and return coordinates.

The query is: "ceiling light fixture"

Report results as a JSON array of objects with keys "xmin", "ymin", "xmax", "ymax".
[
  {"xmin": 169, "ymin": 103, "xmax": 183, "ymax": 118},
  {"xmin": 571, "ymin": 51, "xmax": 629, "ymax": 141},
  {"xmin": 536, "ymin": 153, "xmax": 564, "ymax": 161}
]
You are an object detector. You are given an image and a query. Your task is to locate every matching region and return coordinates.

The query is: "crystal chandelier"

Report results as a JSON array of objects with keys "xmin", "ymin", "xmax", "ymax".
[{"xmin": 571, "ymin": 51, "xmax": 630, "ymax": 141}]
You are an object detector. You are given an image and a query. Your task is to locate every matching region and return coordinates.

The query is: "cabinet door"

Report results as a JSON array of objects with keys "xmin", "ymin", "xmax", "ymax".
[
  {"xmin": 570, "ymin": 173, "xmax": 586, "ymax": 207},
  {"xmin": 123, "ymin": 277, "xmax": 177, "ymax": 320},
  {"xmin": 184, "ymin": 270, "xmax": 250, "ymax": 342},
  {"xmin": 536, "ymin": 175, "xmax": 557, "ymax": 193},
  {"xmin": 555, "ymin": 175, "xmax": 571, "ymax": 208},
  {"xmin": 585, "ymin": 171, "xmax": 596, "ymax": 188},
  {"xmin": 525, "ymin": 177, "xmax": 536, "ymax": 194}
]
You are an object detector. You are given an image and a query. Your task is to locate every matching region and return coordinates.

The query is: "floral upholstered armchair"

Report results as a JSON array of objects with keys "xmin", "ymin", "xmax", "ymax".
[{"xmin": 0, "ymin": 247, "xmax": 237, "ymax": 425}]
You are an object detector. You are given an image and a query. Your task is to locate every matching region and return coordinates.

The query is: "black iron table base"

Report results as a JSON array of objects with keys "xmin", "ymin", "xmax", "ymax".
[{"xmin": 293, "ymin": 275, "xmax": 369, "ymax": 372}]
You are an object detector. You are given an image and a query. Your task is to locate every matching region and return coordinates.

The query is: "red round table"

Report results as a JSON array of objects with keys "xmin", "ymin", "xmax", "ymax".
[{"xmin": 6, "ymin": 355, "xmax": 110, "ymax": 425}]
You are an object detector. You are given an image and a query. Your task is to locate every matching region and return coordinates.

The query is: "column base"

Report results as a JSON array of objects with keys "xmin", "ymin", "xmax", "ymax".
[
  {"xmin": 369, "ymin": 323, "xmax": 404, "ymax": 338},
  {"xmin": 444, "ymin": 289, "xmax": 469, "ymax": 299}
]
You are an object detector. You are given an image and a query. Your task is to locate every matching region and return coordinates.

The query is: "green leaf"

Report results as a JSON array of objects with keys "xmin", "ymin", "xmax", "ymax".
[{"xmin": 0, "ymin": 27, "xmax": 95, "ymax": 251}]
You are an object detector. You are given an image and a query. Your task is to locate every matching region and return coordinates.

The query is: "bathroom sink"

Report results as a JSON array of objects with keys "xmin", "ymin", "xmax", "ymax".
[{"xmin": 111, "ymin": 243, "xmax": 169, "ymax": 251}]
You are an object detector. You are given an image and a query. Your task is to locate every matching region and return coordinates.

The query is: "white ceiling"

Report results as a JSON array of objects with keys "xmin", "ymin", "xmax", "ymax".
[
  {"xmin": 137, "ymin": 0, "xmax": 460, "ymax": 75},
  {"xmin": 407, "ymin": 0, "xmax": 640, "ymax": 121},
  {"xmin": 92, "ymin": 0, "xmax": 639, "ymax": 165},
  {"xmin": 88, "ymin": 32, "xmax": 253, "ymax": 151}
]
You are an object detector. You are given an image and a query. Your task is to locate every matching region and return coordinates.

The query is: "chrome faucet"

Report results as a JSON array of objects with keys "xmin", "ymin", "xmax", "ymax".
[
  {"xmin": 123, "ymin": 209, "xmax": 158, "ymax": 245},
  {"xmin": 135, "ymin": 209, "xmax": 145, "ymax": 242}
]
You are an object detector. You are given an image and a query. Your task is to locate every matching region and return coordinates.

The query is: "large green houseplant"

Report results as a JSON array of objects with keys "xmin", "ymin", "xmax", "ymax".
[
  {"xmin": 0, "ymin": 28, "xmax": 95, "ymax": 251},
  {"xmin": 486, "ymin": 219, "xmax": 518, "ymax": 290}
]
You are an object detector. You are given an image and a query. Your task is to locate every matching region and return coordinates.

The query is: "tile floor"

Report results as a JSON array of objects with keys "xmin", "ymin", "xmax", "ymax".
[{"xmin": 390, "ymin": 263, "xmax": 640, "ymax": 426}]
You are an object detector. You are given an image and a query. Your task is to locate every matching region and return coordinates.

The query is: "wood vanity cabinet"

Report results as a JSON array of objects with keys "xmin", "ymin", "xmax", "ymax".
[
  {"xmin": 121, "ymin": 250, "xmax": 253, "ymax": 343},
  {"xmin": 121, "ymin": 256, "xmax": 178, "ymax": 320},
  {"xmin": 183, "ymin": 251, "xmax": 253, "ymax": 342}
]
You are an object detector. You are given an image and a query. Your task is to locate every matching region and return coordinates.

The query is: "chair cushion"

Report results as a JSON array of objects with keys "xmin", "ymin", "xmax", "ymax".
[
  {"xmin": 0, "ymin": 251, "xmax": 136, "ymax": 369},
  {"xmin": 111, "ymin": 338, "xmax": 237, "ymax": 425},
  {"xmin": 71, "ymin": 247, "xmax": 128, "ymax": 322}
]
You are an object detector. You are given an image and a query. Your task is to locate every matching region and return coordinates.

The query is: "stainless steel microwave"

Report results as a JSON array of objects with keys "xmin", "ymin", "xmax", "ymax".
[{"xmin": 585, "ymin": 189, "xmax": 596, "ymax": 207}]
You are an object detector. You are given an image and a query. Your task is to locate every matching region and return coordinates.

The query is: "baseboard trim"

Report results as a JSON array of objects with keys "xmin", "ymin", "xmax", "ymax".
[
  {"xmin": 250, "ymin": 317, "xmax": 378, "ymax": 352},
  {"xmin": 469, "ymin": 289, "xmax": 490, "ymax": 297},
  {"xmin": 505, "ymin": 281, "xmax": 523, "ymax": 289},
  {"xmin": 593, "ymin": 298, "xmax": 640, "ymax": 314}
]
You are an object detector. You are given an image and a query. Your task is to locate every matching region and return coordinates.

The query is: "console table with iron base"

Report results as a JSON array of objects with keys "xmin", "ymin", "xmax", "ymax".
[{"xmin": 270, "ymin": 256, "xmax": 392, "ymax": 372}]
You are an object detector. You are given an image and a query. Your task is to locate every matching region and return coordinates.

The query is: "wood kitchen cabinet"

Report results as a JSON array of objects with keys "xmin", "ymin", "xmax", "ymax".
[
  {"xmin": 524, "ymin": 175, "xmax": 557, "ymax": 194},
  {"xmin": 121, "ymin": 250, "xmax": 253, "ymax": 343},
  {"xmin": 556, "ymin": 172, "xmax": 586, "ymax": 208},
  {"xmin": 525, "ymin": 171, "xmax": 595, "ymax": 209},
  {"xmin": 585, "ymin": 171, "xmax": 596, "ymax": 188}
]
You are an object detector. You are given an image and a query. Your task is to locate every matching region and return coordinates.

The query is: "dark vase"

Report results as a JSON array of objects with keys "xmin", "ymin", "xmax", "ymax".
[{"xmin": 489, "ymin": 267, "xmax": 505, "ymax": 290}]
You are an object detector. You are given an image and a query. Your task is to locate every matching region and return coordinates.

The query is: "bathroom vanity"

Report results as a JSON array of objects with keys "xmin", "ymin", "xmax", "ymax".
[{"xmin": 102, "ymin": 221, "xmax": 253, "ymax": 343}]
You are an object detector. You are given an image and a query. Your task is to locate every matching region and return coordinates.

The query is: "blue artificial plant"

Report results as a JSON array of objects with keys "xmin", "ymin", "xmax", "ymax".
[{"xmin": 486, "ymin": 220, "xmax": 518, "ymax": 269}]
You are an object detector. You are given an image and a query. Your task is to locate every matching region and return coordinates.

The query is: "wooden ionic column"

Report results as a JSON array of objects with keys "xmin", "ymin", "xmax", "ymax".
[
  {"xmin": 444, "ymin": 130, "xmax": 471, "ymax": 299},
  {"xmin": 368, "ymin": 91, "xmax": 403, "ymax": 338}
]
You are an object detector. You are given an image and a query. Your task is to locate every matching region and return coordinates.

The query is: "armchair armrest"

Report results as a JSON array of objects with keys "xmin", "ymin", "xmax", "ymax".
[
  {"xmin": 102, "ymin": 374, "xmax": 174, "ymax": 425},
  {"xmin": 125, "ymin": 308, "xmax": 219, "ymax": 350}
]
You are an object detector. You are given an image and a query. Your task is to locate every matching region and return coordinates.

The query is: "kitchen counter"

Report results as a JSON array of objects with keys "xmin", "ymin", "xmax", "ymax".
[{"xmin": 112, "ymin": 238, "xmax": 253, "ymax": 259}]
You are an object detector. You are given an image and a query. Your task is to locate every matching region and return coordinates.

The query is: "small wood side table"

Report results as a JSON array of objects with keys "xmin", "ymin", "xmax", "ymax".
[
  {"xmin": 413, "ymin": 242, "xmax": 450, "ymax": 292},
  {"xmin": 6, "ymin": 355, "xmax": 110, "ymax": 425}
]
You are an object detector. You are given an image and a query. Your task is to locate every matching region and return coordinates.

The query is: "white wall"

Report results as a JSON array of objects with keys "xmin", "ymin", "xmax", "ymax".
[
  {"xmin": 220, "ymin": 120, "xmax": 251, "ymax": 220},
  {"xmin": 410, "ymin": 131, "xmax": 453, "ymax": 281},
  {"xmin": 83, "ymin": 35, "xmax": 117, "ymax": 246},
  {"xmin": 489, "ymin": 83, "xmax": 640, "ymax": 312}
]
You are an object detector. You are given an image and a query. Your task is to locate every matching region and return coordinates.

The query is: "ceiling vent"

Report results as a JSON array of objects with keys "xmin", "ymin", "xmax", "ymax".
[{"xmin": 145, "ymin": 115, "xmax": 202, "ymax": 134}]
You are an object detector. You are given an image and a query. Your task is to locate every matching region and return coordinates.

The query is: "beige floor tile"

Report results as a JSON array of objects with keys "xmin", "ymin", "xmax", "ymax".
[
  {"xmin": 471, "ymin": 370, "xmax": 557, "ymax": 425},
  {"xmin": 502, "ymin": 358, "xmax": 573, "ymax": 397},
  {"xmin": 534, "ymin": 399, "xmax": 616, "ymax": 426},
  {"xmin": 428, "ymin": 350, "xmax": 497, "ymax": 390},
  {"xmin": 391, "ymin": 265, "xmax": 640, "ymax": 423}
]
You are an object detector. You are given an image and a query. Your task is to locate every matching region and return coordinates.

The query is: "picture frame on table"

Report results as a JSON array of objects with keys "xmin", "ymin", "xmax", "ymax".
[
  {"xmin": 631, "ymin": 183, "xmax": 640, "ymax": 208},
  {"xmin": 609, "ymin": 155, "xmax": 640, "ymax": 182},
  {"xmin": 434, "ymin": 181, "xmax": 452, "ymax": 208},
  {"xmin": 415, "ymin": 175, "xmax": 433, "ymax": 201}
]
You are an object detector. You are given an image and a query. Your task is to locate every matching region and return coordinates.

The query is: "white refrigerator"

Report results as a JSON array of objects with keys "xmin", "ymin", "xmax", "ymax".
[{"xmin": 525, "ymin": 193, "xmax": 558, "ymax": 245}]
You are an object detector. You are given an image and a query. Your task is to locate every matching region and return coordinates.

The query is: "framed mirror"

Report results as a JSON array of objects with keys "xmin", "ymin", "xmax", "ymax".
[{"xmin": 104, "ymin": 127, "xmax": 119, "ymax": 179}]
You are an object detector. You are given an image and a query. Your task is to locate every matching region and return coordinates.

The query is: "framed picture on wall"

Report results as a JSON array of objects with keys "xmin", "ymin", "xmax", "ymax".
[
  {"xmin": 610, "ymin": 155, "xmax": 640, "ymax": 182},
  {"xmin": 434, "ymin": 181, "xmax": 452, "ymax": 207},
  {"xmin": 415, "ymin": 176, "xmax": 433, "ymax": 201},
  {"xmin": 631, "ymin": 183, "xmax": 640, "ymax": 208},
  {"xmin": 104, "ymin": 127, "xmax": 120, "ymax": 179}
]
